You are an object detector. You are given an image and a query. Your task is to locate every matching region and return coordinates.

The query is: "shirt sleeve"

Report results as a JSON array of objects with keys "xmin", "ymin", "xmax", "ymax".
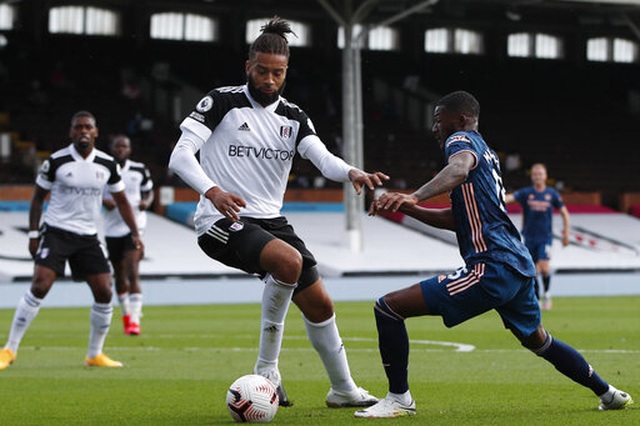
[
  {"xmin": 168, "ymin": 127, "xmax": 217, "ymax": 195},
  {"xmin": 297, "ymin": 134, "xmax": 353, "ymax": 182},
  {"xmin": 108, "ymin": 180, "xmax": 126, "ymax": 193},
  {"xmin": 106, "ymin": 160, "xmax": 123, "ymax": 188},
  {"xmin": 141, "ymin": 166, "xmax": 154, "ymax": 192},
  {"xmin": 35, "ymin": 158, "xmax": 55, "ymax": 190},
  {"xmin": 513, "ymin": 189, "xmax": 526, "ymax": 205},
  {"xmin": 552, "ymin": 190, "xmax": 565, "ymax": 209}
]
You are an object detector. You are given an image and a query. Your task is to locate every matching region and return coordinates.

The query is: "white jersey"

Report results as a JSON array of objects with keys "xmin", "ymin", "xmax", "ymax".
[
  {"xmin": 174, "ymin": 85, "xmax": 353, "ymax": 236},
  {"xmin": 103, "ymin": 159, "xmax": 153, "ymax": 237},
  {"xmin": 36, "ymin": 143, "xmax": 125, "ymax": 236}
]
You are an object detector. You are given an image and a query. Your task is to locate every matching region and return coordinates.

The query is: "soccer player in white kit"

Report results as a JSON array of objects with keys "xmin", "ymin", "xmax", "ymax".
[
  {"xmin": 0, "ymin": 111, "xmax": 143, "ymax": 370},
  {"xmin": 103, "ymin": 135, "xmax": 154, "ymax": 335},
  {"xmin": 169, "ymin": 17, "xmax": 389, "ymax": 407}
]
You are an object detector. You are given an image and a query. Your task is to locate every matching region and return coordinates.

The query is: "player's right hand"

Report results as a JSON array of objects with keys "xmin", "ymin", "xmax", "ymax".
[
  {"xmin": 205, "ymin": 186, "xmax": 247, "ymax": 222},
  {"xmin": 369, "ymin": 192, "xmax": 417, "ymax": 215},
  {"xmin": 102, "ymin": 199, "xmax": 116, "ymax": 211}
]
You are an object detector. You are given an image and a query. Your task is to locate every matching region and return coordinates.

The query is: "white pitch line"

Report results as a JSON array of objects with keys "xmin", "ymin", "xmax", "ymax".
[
  {"xmin": 12, "ymin": 344, "xmax": 639, "ymax": 355},
  {"xmin": 342, "ymin": 336, "xmax": 475, "ymax": 352}
]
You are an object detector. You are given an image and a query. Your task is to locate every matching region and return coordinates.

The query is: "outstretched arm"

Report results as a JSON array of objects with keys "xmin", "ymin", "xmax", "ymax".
[
  {"xmin": 347, "ymin": 168, "xmax": 390, "ymax": 195},
  {"xmin": 368, "ymin": 151, "xmax": 474, "ymax": 231},
  {"xmin": 368, "ymin": 192, "xmax": 456, "ymax": 231},
  {"xmin": 504, "ymin": 193, "xmax": 516, "ymax": 204},
  {"xmin": 299, "ymin": 135, "xmax": 389, "ymax": 194},
  {"xmin": 372, "ymin": 151, "xmax": 474, "ymax": 214},
  {"xmin": 411, "ymin": 151, "xmax": 474, "ymax": 203},
  {"xmin": 400, "ymin": 204, "xmax": 456, "ymax": 231}
]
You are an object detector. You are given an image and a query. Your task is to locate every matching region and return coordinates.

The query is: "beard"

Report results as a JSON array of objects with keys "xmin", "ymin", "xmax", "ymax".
[
  {"xmin": 247, "ymin": 75, "xmax": 285, "ymax": 106},
  {"xmin": 75, "ymin": 140, "xmax": 91, "ymax": 151}
]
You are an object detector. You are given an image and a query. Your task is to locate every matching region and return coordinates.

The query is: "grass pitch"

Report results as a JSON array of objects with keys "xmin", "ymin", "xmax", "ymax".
[{"xmin": 0, "ymin": 296, "xmax": 637, "ymax": 425}]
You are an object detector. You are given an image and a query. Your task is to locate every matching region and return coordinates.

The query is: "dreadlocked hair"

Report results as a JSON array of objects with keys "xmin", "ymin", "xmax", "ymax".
[
  {"xmin": 437, "ymin": 91, "xmax": 480, "ymax": 118},
  {"xmin": 248, "ymin": 16, "xmax": 297, "ymax": 60}
]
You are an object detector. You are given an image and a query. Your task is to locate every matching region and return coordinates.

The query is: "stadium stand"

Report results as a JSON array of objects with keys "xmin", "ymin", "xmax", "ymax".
[{"xmin": 1, "ymin": 1, "xmax": 639, "ymax": 211}]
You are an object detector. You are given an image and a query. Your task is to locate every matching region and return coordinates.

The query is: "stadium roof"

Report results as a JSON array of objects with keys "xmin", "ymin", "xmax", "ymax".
[
  {"xmin": 4, "ymin": 1, "xmax": 638, "ymax": 38},
  {"xmin": 158, "ymin": 0, "xmax": 640, "ymax": 22},
  {"xmin": 134, "ymin": 0, "xmax": 640, "ymax": 36}
]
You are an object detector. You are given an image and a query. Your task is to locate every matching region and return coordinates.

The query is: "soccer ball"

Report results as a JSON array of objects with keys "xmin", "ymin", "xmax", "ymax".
[{"xmin": 226, "ymin": 374, "xmax": 279, "ymax": 423}]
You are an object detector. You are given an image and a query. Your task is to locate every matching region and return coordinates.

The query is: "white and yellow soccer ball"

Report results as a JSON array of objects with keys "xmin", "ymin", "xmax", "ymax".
[{"xmin": 226, "ymin": 374, "xmax": 279, "ymax": 423}]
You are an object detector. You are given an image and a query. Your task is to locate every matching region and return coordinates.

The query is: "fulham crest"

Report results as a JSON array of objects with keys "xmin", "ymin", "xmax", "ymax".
[{"xmin": 280, "ymin": 126, "xmax": 292, "ymax": 139}]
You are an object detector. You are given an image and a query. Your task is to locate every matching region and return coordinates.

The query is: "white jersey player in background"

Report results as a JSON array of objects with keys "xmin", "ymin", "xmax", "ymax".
[
  {"xmin": 0, "ymin": 111, "xmax": 143, "ymax": 370},
  {"xmin": 103, "ymin": 135, "xmax": 154, "ymax": 336},
  {"xmin": 169, "ymin": 17, "xmax": 389, "ymax": 408}
]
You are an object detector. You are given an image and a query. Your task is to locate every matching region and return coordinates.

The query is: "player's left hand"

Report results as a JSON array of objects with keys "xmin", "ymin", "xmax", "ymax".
[
  {"xmin": 132, "ymin": 235, "xmax": 145, "ymax": 258},
  {"xmin": 348, "ymin": 169, "xmax": 390, "ymax": 195}
]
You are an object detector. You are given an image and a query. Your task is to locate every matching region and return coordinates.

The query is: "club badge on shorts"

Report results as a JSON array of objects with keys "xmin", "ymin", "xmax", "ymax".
[{"xmin": 229, "ymin": 221, "xmax": 244, "ymax": 232}]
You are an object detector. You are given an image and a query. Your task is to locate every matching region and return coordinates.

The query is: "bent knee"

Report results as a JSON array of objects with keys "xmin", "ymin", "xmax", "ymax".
[
  {"xmin": 294, "ymin": 283, "xmax": 334, "ymax": 322},
  {"xmin": 379, "ymin": 284, "xmax": 428, "ymax": 318},
  {"xmin": 302, "ymin": 304, "xmax": 334, "ymax": 323},
  {"xmin": 519, "ymin": 325, "xmax": 549, "ymax": 352},
  {"xmin": 261, "ymin": 240, "xmax": 303, "ymax": 283}
]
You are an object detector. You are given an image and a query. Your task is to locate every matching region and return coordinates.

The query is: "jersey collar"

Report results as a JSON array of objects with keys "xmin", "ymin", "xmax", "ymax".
[
  {"xmin": 68, "ymin": 143, "xmax": 96, "ymax": 162},
  {"xmin": 120, "ymin": 159, "xmax": 131, "ymax": 172}
]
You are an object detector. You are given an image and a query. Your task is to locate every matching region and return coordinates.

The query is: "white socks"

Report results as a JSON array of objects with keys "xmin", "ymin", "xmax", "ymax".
[
  {"xmin": 5, "ymin": 291, "xmax": 42, "ymax": 353},
  {"xmin": 87, "ymin": 303, "xmax": 113, "ymax": 359},
  {"xmin": 599, "ymin": 385, "xmax": 617, "ymax": 402},
  {"xmin": 5, "ymin": 293, "xmax": 114, "ymax": 360},
  {"xmin": 254, "ymin": 274, "xmax": 295, "ymax": 374},
  {"xmin": 117, "ymin": 292, "xmax": 131, "ymax": 317},
  {"xmin": 304, "ymin": 313, "xmax": 357, "ymax": 393},
  {"xmin": 129, "ymin": 293, "xmax": 143, "ymax": 324},
  {"xmin": 387, "ymin": 391, "xmax": 414, "ymax": 406}
]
